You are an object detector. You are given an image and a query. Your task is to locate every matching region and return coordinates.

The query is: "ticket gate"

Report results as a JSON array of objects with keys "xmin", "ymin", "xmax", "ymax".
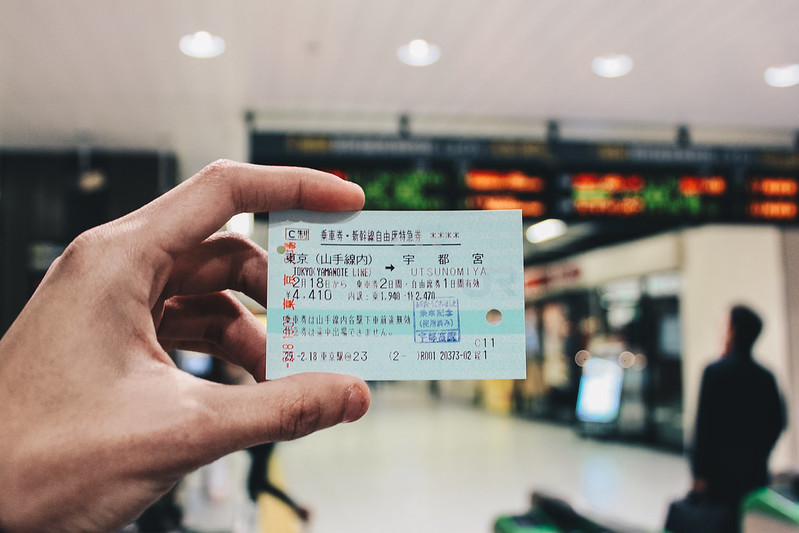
[
  {"xmin": 493, "ymin": 491, "xmax": 644, "ymax": 533},
  {"xmin": 742, "ymin": 487, "xmax": 799, "ymax": 532}
]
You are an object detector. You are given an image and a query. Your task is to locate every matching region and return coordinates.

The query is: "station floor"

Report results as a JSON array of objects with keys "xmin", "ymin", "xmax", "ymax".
[{"xmin": 264, "ymin": 382, "xmax": 691, "ymax": 533}]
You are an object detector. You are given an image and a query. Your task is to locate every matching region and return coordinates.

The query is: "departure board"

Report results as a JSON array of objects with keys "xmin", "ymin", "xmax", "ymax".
[
  {"xmin": 747, "ymin": 176, "xmax": 799, "ymax": 220},
  {"xmin": 327, "ymin": 168, "xmax": 451, "ymax": 210},
  {"xmin": 463, "ymin": 170, "xmax": 547, "ymax": 217},
  {"xmin": 564, "ymin": 173, "xmax": 728, "ymax": 220},
  {"xmin": 250, "ymin": 131, "xmax": 799, "ymax": 224}
]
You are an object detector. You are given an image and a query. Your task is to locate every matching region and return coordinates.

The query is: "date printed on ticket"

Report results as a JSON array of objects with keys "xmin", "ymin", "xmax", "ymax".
[{"xmin": 266, "ymin": 210, "xmax": 525, "ymax": 380}]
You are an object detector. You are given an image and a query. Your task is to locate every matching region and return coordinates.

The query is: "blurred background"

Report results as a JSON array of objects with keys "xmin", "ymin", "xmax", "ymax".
[{"xmin": 2, "ymin": 1, "xmax": 799, "ymax": 532}]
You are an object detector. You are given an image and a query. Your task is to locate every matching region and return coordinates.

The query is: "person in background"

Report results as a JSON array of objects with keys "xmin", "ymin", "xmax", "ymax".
[
  {"xmin": 246, "ymin": 443, "xmax": 311, "ymax": 523},
  {"xmin": 0, "ymin": 161, "xmax": 371, "ymax": 532},
  {"xmin": 691, "ymin": 305, "xmax": 786, "ymax": 513}
]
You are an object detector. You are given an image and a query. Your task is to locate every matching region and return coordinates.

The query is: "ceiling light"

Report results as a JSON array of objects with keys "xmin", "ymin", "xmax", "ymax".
[
  {"xmin": 397, "ymin": 39, "xmax": 440, "ymax": 67},
  {"xmin": 179, "ymin": 31, "xmax": 226, "ymax": 59},
  {"xmin": 764, "ymin": 64, "xmax": 799, "ymax": 88},
  {"xmin": 592, "ymin": 54, "xmax": 633, "ymax": 78},
  {"xmin": 526, "ymin": 219, "xmax": 567, "ymax": 244}
]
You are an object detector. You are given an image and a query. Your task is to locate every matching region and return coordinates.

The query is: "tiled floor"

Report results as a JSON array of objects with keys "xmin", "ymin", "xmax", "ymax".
[{"xmin": 275, "ymin": 382, "xmax": 691, "ymax": 533}]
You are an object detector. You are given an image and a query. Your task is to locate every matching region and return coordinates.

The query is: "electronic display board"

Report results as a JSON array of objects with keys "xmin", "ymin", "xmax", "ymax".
[
  {"xmin": 464, "ymin": 169, "xmax": 545, "ymax": 192},
  {"xmin": 327, "ymin": 168, "xmax": 451, "ymax": 210},
  {"xmin": 463, "ymin": 169, "xmax": 547, "ymax": 217},
  {"xmin": 250, "ymin": 131, "xmax": 799, "ymax": 224},
  {"xmin": 747, "ymin": 176, "xmax": 799, "ymax": 221},
  {"xmin": 563, "ymin": 173, "xmax": 728, "ymax": 220}
]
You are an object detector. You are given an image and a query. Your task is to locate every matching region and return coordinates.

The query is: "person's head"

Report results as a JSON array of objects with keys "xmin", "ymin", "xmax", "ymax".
[{"xmin": 726, "ymin": 304, "xmax": 763, "ymax": 353}]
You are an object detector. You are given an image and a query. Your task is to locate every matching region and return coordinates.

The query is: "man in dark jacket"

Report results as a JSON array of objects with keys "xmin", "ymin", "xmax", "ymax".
[{"xmin": 691, "ymin": 305, "xmax": 786, "ymax": 506}]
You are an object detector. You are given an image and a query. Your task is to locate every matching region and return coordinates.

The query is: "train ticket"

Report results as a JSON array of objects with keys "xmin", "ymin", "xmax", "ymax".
[{"xmin": 266, "ymin": 210, "xmax": 525, "ymax": 380}]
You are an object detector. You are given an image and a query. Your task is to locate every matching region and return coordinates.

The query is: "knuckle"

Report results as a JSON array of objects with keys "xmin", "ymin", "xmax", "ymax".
[
  {"xmin": 66, "ymin": 228, "xmax": 101, "ymax": 255},
  {"xmin": 200, "ymin": 293, "xmax": 241, "ymax": 345},
  {"xmin": 208, "ymin": 230, "xmax": 256, "ymax": 250},
  {"xmin": 192, "ymin": 159, "xmax": 233, "ymax": 191},
  {"xmin": 206, "ymin": 232, "xmax": 267, "ymax": 290},
  {"xmin": 202, "ymin": 158, "xmax": 236, "ymax": 177},
  {"xmin": 197, "ymin": 159, "xmax": 245, "ymax": 211},
  {"xmin": 279, "ymin": 394, "xmax": 324, "ymax": 440},
  {"xmin": 56, "ymin": 228, "xmax": 106, "ymax": 273},
  {"xmin": 201, "ymin": 318, "xmax": 226, "ymax": 348}
]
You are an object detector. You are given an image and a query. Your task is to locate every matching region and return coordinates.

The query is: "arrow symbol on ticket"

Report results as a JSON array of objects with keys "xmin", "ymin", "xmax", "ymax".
[{"xmin": 385, "ymin": 264, "xmax": 395, "ymax": 271}]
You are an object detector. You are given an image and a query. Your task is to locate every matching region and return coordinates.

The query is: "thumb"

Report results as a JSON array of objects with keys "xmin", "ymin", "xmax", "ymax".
[{"xmin": 199, "ymin": 373, "xmax": 371, "ymax": 456}]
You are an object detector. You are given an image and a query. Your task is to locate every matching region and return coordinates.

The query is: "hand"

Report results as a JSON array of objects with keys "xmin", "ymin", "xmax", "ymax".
[{"xmin": 0, "ymin": 160, "xmax": 371, "ymax": 532}]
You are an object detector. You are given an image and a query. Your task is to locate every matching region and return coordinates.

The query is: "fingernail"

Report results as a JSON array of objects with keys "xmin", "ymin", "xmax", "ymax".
[{"xmin": 344, "ymin": 385, "xmax": 367, "ymax": 423}]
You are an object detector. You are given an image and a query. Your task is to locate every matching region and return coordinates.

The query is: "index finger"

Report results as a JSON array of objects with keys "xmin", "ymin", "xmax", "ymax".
[{"xmin": 124, "ymin": 160, "xmax": 364, "ymax": 259}]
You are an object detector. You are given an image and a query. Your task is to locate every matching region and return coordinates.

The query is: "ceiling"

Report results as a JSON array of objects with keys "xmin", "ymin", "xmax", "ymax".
[
  {"xmin": 2, "ymin": 0, "xmax": 798, "ymax": 171},
  {"xmin": 1, "ymin": 1, "xmax": 798, "ymax": 262}
]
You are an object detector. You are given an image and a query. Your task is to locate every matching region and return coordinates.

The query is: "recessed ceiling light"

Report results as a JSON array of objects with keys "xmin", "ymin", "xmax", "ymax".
[
  {"xmin": 592, "ymin": 54, "xmax": 634, "ymax": 78},
  {"xmin": 764, "ymin": 64, "xmax": 799, "ymax": 88},
  {"xmin": 526, "ymin": 219, "xmax": 567, "ymax": 244},
  {"xmin": 397, "ymin": 39, "xmax": 440, "ymax": 67},
  {"xmin": 179, "ymin": 31, "xmax": 226, "ymax": 59}
]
